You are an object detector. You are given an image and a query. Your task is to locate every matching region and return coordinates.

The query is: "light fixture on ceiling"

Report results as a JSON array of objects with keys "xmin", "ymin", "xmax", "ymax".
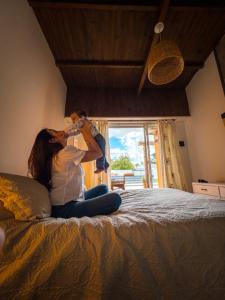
[{"xmin": 148, "ymin": 22, "xmax": 184, "ymax": 85}]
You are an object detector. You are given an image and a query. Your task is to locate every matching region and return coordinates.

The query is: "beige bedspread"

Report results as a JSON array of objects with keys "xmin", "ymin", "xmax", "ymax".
[{"xmin": 1, "ymin": 188, "xmax": 225, "ymax": 300}]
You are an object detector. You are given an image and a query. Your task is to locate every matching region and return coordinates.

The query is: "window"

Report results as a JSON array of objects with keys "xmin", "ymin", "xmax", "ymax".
[{"xmin": 109, "ymin": 122, "xmax": 160, "ymax": 189}]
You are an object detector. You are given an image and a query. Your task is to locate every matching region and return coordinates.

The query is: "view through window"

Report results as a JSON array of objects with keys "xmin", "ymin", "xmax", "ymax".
[{"xmin": 109, "ymin": 125, "xmax": 159, "ymax": 190}]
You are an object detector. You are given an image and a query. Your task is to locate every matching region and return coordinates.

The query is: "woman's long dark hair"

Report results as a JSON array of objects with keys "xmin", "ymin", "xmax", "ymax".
[{"xmin": 28, "ymin": 129, "xmax": 63, "ymax": 190}]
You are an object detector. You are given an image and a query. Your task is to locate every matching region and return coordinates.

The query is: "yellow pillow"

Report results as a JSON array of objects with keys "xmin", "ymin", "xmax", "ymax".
[{"xmin": 0, "ymin": 173, "xmax": 51, "ymax": 221}]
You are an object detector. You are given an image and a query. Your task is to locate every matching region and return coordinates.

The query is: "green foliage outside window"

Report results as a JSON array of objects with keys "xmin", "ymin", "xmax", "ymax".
[{"xmin": 111, "ymin": 155, "xmax": 135, "ymax": 170}]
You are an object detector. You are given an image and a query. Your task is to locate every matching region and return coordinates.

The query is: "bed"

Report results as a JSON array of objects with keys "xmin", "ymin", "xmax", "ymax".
[{"xmin": 1, "ymin": 188, "xmax": 225, "ymax": 300}]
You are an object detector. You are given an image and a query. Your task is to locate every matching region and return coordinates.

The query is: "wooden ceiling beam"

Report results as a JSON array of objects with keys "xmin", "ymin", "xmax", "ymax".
[
  {"xmin": 29, "ymin": 1, "xmax": 225, "ymax": 10},
  {"xmin": 172, "ymin": 6, "xmax": 225, "ymax": 12},
  {"xmin": 137, "ymin": 0, "xmax": 171, "ymax": 95},
  {"xmin": 56, "ymin": 59, "xmax": 203, "ymax": 69},
  {"xmin": 29, "ymin": 1, "xmax": 158, "ymax": 11},
  {"xmin": 56, "ymin": 60, "xmax": 144, "ymax": 68},
  {"xmin": 185, "ymin": 61, "xmax": 204, "ymax": 69}
]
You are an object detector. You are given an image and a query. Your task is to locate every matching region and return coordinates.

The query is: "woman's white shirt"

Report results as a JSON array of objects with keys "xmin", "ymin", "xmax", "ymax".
[{"xmin": 50, "ymin": 145, "xmax": 85, "ymax": 206}]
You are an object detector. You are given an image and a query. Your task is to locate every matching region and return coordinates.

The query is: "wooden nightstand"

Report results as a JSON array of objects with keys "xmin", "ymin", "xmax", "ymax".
[{"xmin": 192, "ymin": 182, "xmax": 225, "ymax": 200}]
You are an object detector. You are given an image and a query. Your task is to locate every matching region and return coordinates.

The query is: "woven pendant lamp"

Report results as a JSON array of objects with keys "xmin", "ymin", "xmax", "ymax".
[{"xmin": 148, "ymin": 23, "xmax": 184, "ymax": 85}]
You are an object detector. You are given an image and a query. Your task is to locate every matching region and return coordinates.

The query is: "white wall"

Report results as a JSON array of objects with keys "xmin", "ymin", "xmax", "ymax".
[
  {"xmin": 185, "ymin": 52, "xmax": 225, "ymax": 184},
  {"xmin": 0, "ymin": 0, "xmax": 67, "ymax": 175}
]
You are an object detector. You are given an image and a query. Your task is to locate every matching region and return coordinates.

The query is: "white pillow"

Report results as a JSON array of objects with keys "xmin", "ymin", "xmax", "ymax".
[{"xmin": 0, "ymin": 173, "xmax": 51, "ymax": 221}]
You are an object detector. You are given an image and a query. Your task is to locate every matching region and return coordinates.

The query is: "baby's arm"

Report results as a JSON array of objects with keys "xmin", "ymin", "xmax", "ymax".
[
  {"xmin": 65, "ymin": 113, "xmax": 85, "ymax": 137},
  {"xmin": 64, "ymin": 124, "xmax": 80, "ymax": 137}
]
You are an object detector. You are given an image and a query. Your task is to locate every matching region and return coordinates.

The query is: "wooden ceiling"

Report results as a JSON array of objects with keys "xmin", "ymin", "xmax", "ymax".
[{"xmin": 29, "ymin": 0, "xmax": 225, "ymax": 93}]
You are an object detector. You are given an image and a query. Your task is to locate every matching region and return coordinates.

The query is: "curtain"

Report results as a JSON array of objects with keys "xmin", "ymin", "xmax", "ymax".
[
  {"xmin": 158, "ymin": 120, "xmax": 187, "ymax": 191},
  {"xmin": 75, "ymin": 120, "xmax": 111, "ymax": 190}
]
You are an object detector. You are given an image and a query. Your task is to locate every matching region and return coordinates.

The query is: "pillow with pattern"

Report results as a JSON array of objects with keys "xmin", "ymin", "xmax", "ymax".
[{"xmin": 0, "ymin": 173, "xmax": 51, "ymax": 221}]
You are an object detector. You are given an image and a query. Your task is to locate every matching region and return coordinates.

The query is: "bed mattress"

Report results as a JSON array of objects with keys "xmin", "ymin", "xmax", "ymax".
[{"xmin": 0, "ymin": 188, "xmax": 225, "ymax": 300}]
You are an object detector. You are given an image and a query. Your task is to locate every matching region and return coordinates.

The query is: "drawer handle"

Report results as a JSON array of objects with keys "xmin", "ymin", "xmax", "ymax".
[{"xmin": 201, "ymin": 188, "xmax": 208, "ymax": 191}]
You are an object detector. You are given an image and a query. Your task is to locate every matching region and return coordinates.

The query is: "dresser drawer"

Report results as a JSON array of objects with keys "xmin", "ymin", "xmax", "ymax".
[
  {"xmin": 192, "ymin": 184, "xmax": 220, "ymax": 197},
  {"xmin": 219, "ymin": 186, "xmax": 225, "ymax": 199}
]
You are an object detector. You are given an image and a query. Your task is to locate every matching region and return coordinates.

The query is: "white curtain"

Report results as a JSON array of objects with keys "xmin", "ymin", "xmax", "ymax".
[
  {"xmin": 77, "ymin": 120, "xmax": 111, "ymax": 189},
  {"xmin": 158, "ymin": 120, "xmax": 187, "ymax": 191}
]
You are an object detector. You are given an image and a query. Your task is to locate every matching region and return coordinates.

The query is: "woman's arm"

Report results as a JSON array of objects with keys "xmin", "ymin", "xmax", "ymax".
[{"xmin": 80, "ymin": 121, "xmax": 102, "ymax": 163}]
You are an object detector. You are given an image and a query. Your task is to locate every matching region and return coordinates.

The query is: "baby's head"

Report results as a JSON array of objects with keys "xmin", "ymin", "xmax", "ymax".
[{"xmin": 70, "ymin": 109, "xmax": 87, "ymax": 123}]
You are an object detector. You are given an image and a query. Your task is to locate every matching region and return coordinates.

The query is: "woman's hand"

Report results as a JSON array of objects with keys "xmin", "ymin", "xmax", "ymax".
[{"xmin": 79, "ymin": 119, "xmax": 92, "ymax": 133}]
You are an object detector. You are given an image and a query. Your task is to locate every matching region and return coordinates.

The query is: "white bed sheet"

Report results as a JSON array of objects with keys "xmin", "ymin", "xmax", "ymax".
[{"xmin": 0, "ymin": 188, "xmax": 225, "ymax": 300}]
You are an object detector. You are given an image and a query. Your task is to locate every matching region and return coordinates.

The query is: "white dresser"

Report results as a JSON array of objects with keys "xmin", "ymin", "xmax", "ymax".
[{"xmin": 192, "ymin": 182, "xmax": 225, "ymax": 200}]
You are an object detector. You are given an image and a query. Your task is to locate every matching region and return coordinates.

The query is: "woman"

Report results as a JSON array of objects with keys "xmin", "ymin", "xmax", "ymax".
[{"xmin": 28, "ymin": 120, "xmax": 121, "ymax": 218}]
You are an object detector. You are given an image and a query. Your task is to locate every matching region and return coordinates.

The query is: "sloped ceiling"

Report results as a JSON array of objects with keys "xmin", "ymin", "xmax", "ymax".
[
  {"xmin": 29, "ymin": 0, "xmax": 225, "ymax": 90},
  {"xmin": 29, "ymin": 1, "xmax": 225, "ymax": 116}
]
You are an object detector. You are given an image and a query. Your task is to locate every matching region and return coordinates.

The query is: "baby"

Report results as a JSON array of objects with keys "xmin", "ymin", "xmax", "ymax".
[{"xmin": 65, "ymin": 110, "xmax": 109, "ymax": 174}]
